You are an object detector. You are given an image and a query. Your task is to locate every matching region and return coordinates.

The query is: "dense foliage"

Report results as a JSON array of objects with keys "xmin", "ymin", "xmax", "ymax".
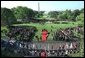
[
  {"xmin": 1, "ymin": 6, "xmax": 84, "ymax": 26},
  {"xmin": 47, "ymin": 8, "xmax": 84, "ymax": 21},
  {"xmin": 1, "ymin": 8, "xmax": 17, "ymax": 26},
  {"xmin": 11, "ymin": 6, "xmax": 35, "ymax": 21}
]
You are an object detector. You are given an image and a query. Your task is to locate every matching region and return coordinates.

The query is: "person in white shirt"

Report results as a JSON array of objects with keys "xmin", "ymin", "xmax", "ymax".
[{"xmin": 70, "ymin": 43, "xmax": 73, "ymax": 49}]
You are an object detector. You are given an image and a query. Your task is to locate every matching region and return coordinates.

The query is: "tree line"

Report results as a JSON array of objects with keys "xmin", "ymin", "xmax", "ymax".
[{"xmin": 1, "ymin": 6, "xmax": 84, "ymax": 26}]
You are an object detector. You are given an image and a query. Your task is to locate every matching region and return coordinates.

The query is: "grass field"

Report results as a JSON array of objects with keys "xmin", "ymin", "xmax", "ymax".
[{"xmin": 12, "ymin": 22, "xmax": 79, "ymax": 41}]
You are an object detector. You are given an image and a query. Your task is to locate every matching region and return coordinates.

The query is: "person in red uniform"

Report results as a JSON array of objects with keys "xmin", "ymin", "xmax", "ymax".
[{"xmin": 41, "ymin": 29, "xmax": 49, "ymax": 42}]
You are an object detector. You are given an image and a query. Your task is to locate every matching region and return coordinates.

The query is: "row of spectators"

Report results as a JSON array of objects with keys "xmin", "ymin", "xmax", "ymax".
[
  {"xmin": 1, "ymin": 38, "xmax": 79, "ymax": 57},
  {"xmin": 53, "ymin": 26, "xmax": 83, "ymax": 41},
  {"xmin": 6, "ymin": 26, "xmax": 37, "ymax": 42}
]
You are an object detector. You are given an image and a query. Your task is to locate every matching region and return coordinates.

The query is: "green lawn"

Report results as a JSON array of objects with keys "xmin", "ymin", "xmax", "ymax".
[{"xmin": 12, "ymin": 22, "xmax": 78, "ymax": 41}]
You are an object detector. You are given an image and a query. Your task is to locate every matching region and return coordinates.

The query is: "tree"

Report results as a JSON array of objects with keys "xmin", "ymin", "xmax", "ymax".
[
  {"xmin": 33, "ymin": 11, "xmax": 44, "ymax": 18},
  {"xmin": 76, "ymin": 13, "xmax": 84, "ymax": 22},
  {"xmin": 11, "ymin": 6, "xmax": 35, "ymax": 21},
  {"xmin": 1, "ymin": 8, "xmax": 17, "ymax": 26},
  {"xmin": 60, "ymin": 9, "xmax": 73, "ymax": 21},
  {"xmin": 72, "ymin": 9, "xmax": 80, "ymax": 21},
  {"xmin": 48, "ymin": 11, "xmax": 59, "ymax": 19},
  {"xmin": 48, "ymin": 10, "xmax": 73, "ymax": 21},
  {"xmin": 80, "ymin": 8, "xmax": 84, "ymax": 13},
  {"xmin": 36, "ymin": 11, "xmax": 44, "ymax": 18},
  {"xmin": 59, "ymin": 9, "xmax": 80, "ymax": 21},
  {"xmin": 34, "ymin": 10, "xmax": 38, "ymax": 18}
]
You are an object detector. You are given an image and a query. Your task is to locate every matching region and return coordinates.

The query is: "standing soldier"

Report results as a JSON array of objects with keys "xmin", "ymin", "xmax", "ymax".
[
  {"xmin": 64, "ymin": 43, "xmax": 69, "ymax": 55},
  {"xmin": 41, "ymin": 29, "xmax": 49, "ymax": 42}
]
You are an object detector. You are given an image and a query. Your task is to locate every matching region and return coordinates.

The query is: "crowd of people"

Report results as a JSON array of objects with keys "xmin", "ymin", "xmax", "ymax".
[
  {"xmin": 53, "ymin": 26, "xmax": 83, "ymax": 42},
  {"xmin": 1, "ymin": 38, "xmax": 79, "ymax": 57},
  {"xmin": 6, "ymin": 26, "xmax": 37, "ymax": 42}
]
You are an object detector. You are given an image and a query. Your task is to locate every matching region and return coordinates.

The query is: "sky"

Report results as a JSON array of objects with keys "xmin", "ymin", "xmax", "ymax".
[{"xmin": 1, "ymin": 1, "xmax": 84, "ymax": 11}]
